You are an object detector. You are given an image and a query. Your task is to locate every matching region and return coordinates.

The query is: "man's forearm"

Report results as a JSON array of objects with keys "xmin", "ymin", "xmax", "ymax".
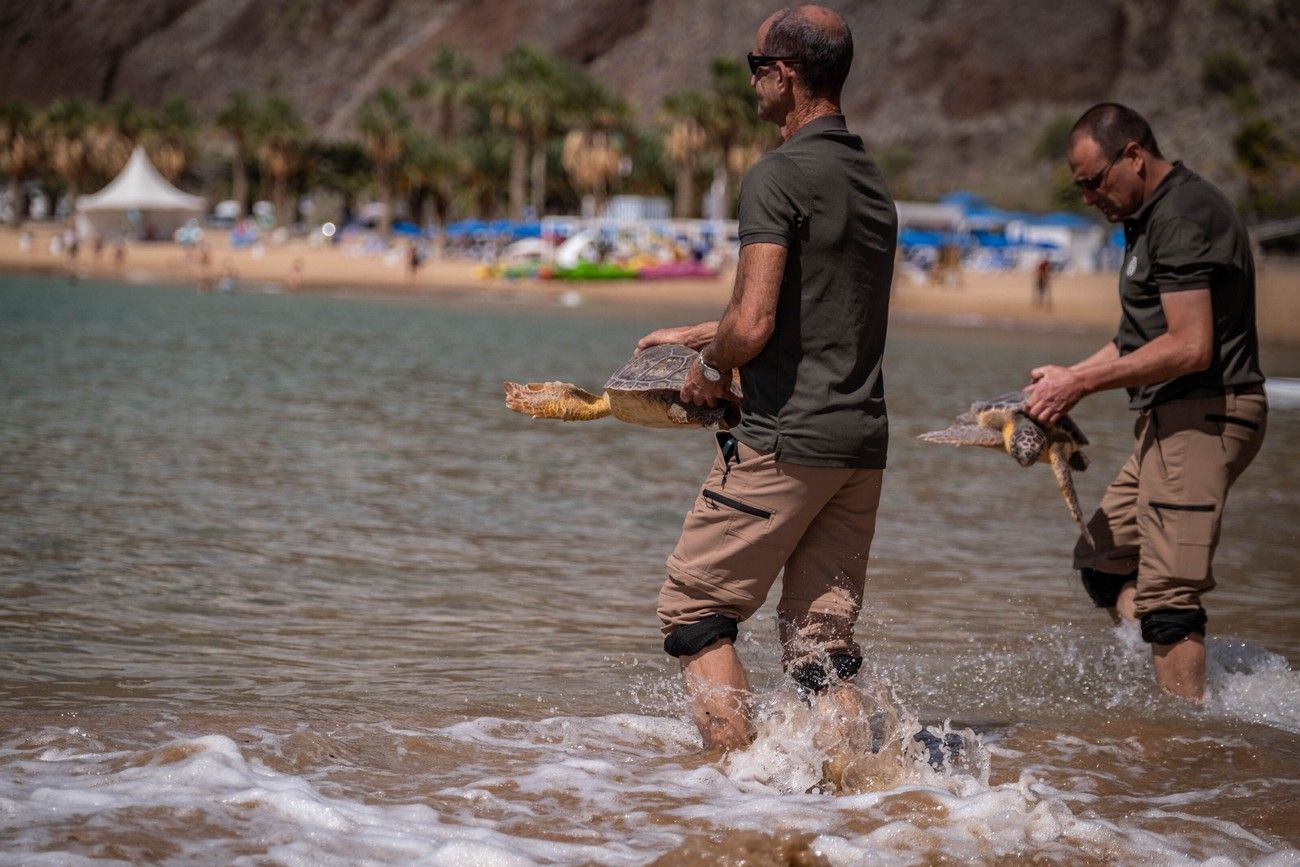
[
  {"xmin": 1075, "ymin": 332, "xmax": 1209, "ymax": 396},
  {"xmin": 700, "ymin": 243, "xmax": 784, "ymax": 371},
  {"xmin": 1069, "ymin": 341, "xmax": 1119, "ymax": 373},
  {"xmin": 704, "ymin": 305, "xmax": 770, "ymax": 371}
]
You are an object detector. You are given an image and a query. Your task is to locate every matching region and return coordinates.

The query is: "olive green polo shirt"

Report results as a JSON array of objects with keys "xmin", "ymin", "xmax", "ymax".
[
  {"xmin": 1115, "ymin": 162, "xmax": 1264, "ymax": 409},
  {"xmin": 732, "ymin": 114, "xmax": 897, "ymax": 468}
]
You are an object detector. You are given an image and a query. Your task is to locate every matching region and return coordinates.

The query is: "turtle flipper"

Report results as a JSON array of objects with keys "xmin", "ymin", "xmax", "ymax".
[
  {"xmin": 503, "ymin": 381, "xmax": 612, "ymax": 421},
  {"xmin": 918, "ymin": 424, "xmax": 1004, "ymax": 450},
  {"xmin": 1048, "ymin": 444, "xmax": 1095, "ymax": 547}
]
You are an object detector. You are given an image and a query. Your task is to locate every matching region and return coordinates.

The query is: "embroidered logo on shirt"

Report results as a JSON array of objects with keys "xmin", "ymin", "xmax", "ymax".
[{"xmin": 1126, "ymin": 255, "xmax": 1138, "ymax": 277}]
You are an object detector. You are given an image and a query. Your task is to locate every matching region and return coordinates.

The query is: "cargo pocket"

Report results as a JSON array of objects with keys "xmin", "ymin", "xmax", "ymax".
[
  {"xmin": 671, "ymin": 485, "xmax": 785, "ymax": 585},
  {"xmin": 702, "ymin": 488, "xmax": 772, "ymax": 540},
  {"xmin": 1149, "ymin": 500, "xmax": 1217, "ymax": 588}
]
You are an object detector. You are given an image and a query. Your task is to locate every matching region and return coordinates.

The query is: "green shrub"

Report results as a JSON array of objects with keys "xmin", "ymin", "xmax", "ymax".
[
  {"xmin": 1233, "ymin": 119, "xmax": 1288, "ymax": 173},
  {"xmin": 1034, "ymin": 116, "xmax": 1076, "ymax": 162},
  {"xmin": 1202, "ymin": 50, "xmax": 1253, "ymax": 96}
]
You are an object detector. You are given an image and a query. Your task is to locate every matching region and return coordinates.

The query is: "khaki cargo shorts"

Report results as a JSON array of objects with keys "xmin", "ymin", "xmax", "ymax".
[
  {"xmin": 1074, "ymin": 387, "xmax": 1267, "ymax": 617},
  {"xmin": 658, "ymin": 431, "xmax": 883, "ymax": 666}
]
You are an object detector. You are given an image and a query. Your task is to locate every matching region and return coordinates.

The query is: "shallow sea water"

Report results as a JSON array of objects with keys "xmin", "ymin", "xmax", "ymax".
[{"xmin": 1, "ymin": 274, "xmax": 1298, "ymax": 864}]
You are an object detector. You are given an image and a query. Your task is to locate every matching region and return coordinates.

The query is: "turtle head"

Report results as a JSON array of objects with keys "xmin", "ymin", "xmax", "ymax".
[{"xmin": 1005, "ymin": 415, "xmax": 1047, "ymax": 467}]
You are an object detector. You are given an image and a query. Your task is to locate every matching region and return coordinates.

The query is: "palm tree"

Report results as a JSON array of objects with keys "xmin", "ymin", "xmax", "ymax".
[
  {"xmin": 256, "ymin": 94, "xmax": 305, "ymax": 227},
  {"xmin": 357, "ymin": 87, "xmax": 410, "ymax": 235},
  {"xmin": 477, "ymin": 59, "xmax": 536, "ymax": 220},
  {"xmin": 38, "ymin": 98, "xmax": 99, "ymax": 206},
  {"xmin": 705, "ymin": 57, "xmax": 770, "ymax": 216},
  {"xmin": 479, "ymin": 46, "xmax": 580, "ymax": 219},
  {"xmin": 0, "ymin": 102, "xmax": 41, "ymax": 225},
  {"xmin": 311, "ymin": 139, "xmax": 370, "ymax": 226},
  {"xmin": 454, "ymin": 132, "xmax": 510, "ymax": 219},
  {"xmin": 401, "ymin": 133, "xmax": 462, "ymax": 254},
  {"xmin": 659, "ymin": 87, "xmax": 712, "ymax": 218},
  {"xmin": 144, "ymin": 96, "xmax": 198, "ymax": 183},
  {"xmin": 217, "ymin": 91, "xmax": 260, "ymax": 214},
  {"xmin": 560, "ymin": 80, "xmax": 631, "ymax": 216},
  {"xmin": 424, "ymin": 47, "xmax": 476, "ymax": 141},
  {"xmin": 89, "ymin": 97, "xmax": 143, "ymax": 182}
]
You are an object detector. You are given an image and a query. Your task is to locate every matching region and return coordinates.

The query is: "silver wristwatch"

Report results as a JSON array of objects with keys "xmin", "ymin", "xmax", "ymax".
[{"xmin": 698, "ymin": 352, "xmax": 724, "ymax": 383}]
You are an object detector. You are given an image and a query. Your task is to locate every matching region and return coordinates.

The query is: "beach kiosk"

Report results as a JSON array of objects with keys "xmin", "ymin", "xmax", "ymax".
[{"xmin": 76, "ymin": 146, "xmax": 206, "ymax": 241}]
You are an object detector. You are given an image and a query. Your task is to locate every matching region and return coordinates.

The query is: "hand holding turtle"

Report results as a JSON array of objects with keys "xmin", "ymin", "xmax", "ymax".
[
  {"xmin": 679, "ymin": 356, "xmax": 730, "ymax": 408},
  {"xmin": 636, "ymin": 321, "xmax": 718, "ymax": 354},
  {"xmin": 1025, "ymin": 365, "xmax": 1087, "ymax": 425}
]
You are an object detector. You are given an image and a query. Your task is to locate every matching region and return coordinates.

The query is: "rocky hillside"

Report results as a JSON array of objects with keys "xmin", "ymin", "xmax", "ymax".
[{"xmin": 3, "ymin": 0, "xmax": 1296, "ymax": 208}]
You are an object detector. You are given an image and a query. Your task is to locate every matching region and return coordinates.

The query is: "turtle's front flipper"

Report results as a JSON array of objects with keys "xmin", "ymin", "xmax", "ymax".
[
  {"xmin": 918, "ymin": 424, "xmax": 1004, "ymax": 450},
  {"xmin": 1048, "ymin": 444, "xmax": 1095, "ymax": 547},
  {"xmin": 503, "ymin": 381, "xmax": 612, "ymax": 421}
]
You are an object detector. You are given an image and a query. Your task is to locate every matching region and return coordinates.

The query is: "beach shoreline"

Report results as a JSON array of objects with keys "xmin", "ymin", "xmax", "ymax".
[{"xmin": 4, "ymin": 225, "xmax": 1298, "ymax": 343}]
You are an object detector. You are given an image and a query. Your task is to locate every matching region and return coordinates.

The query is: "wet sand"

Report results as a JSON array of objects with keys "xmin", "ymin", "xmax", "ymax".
[{"xmin": 4, "ymin": 225, "xmax": 1299, "ymax": 342}]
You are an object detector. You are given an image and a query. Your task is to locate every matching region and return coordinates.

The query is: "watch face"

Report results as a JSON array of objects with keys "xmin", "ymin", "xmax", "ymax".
[{"xmin": 702, "ymin": 366, "xmax": 721, "ymax": 382}]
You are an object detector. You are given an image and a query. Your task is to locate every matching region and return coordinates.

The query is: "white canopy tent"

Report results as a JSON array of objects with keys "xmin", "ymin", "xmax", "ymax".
[{"xmin": 76, "ymin": 146, "xmax": 206, "ymax": 240}]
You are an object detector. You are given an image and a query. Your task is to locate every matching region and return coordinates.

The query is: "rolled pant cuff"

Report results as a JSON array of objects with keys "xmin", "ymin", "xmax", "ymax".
[
  {"xmin": 663, "ymin": 614, "xmax": 738, "ymax": 658},
  {"xmin": 1140, "ymin": 608, "xmax": 1207, "ymax": 644},
  {"xmin": 788, "ymin": 653, "xmax": 862, "ymax": 694}
]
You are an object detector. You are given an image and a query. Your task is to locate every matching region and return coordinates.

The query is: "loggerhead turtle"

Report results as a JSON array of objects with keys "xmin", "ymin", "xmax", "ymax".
[
  {"xmin": 503, "ymin": 343, "xmax": 741, "ymax": 429},
  {"xmin": 918, "ymin": 391, "xmax": 1094, "ymax": 545}
]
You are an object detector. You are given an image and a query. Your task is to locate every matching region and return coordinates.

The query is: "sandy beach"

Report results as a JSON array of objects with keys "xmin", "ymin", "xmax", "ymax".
[{"xmin": 3, "ymin": 225, "xmax": 1298, "ymax": 342}]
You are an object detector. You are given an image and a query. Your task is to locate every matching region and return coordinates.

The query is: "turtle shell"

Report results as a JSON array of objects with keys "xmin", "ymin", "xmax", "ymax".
[
  {"xmin": 604, "ymin": 344, "xmax": 699, "ymax": 391},
  {"xmin": 971, "ymin": 389, "xmax": 1088, "ymax": 447},
  {"xmin": 970, "ymin": 391, "xmax": 1029, "ymax": 414}
]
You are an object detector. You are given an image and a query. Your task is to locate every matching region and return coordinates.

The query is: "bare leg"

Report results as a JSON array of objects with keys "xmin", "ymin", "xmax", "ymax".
[
  {"xmin": 812, "ymin": 685, "xmax": 877, "ymax": 753},
  {"xmin": 1152, "ymin": 634, "xmax": 1206, "ymax": 702},
  {"xmin": 812, "ymin": 684, "xmax": 877, "ymax": 788},
  {"xmin": 1112, "ymin": 580, "xmax": 1138, "ymax": 623},
  {"xmin": 680, "ymin": 640, "xmax": 753, "ymax": 751}
]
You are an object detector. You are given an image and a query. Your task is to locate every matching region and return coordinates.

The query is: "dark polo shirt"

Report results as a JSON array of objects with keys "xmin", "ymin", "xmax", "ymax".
[
  {"xmin": 733, "ymin": 114, "xmax": 897, "ymax": 468},
  {"xmin": 1115, "ymin": 162, "xmax": 1264, "ymax": 409}
]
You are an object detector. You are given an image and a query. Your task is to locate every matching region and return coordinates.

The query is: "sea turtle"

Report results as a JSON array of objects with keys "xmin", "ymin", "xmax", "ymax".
[
  {"xmin": 918, "ymin": 391, "xmax": 1094, "ymax": 545},
  {"xmin": 503, "ymin": 343, "xmax": 741, "ymax": 429}
]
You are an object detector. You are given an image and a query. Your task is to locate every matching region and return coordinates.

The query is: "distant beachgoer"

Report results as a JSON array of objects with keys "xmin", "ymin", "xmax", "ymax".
[
  {"xmin": 407, "ymin": 241, "xmax": 423, "ymax": 280},
  {"xmin": 61, "ymin": 227, "xmax": 80, "ymax": 281},
  {"xmin": 1025, "ymin": 103, "xmax": 1267, "ymax": 702},
  {"xmin": 197, "ymin": 243, "xmax": 214, "ymax": 293},
  {"xmin": 62, "ymin": 228, "xmax": 79, "ymax": 265},
  {"xmin": 287, "ymin": 257, "xmax": 304, "ymax": 292},
  {"xmin": 635, "ymin": 5, "xmax": 895, "ymax": 752},
  {"xmin": 18, "ymin": 230, "xmax": 32, "ymax": 254},
  {"xmin": 112, "ymin": 239, "xmax": 127, "ymax": 269},
  {"xmin": 1034, "ymin": 256, "xmax": 1052, "ymax": 310}
]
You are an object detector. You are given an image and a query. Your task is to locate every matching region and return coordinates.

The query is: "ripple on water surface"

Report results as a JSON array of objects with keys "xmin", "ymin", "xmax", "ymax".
[{"xmin": 1, "ymin": 276, "xmax": 1298, "ymax": 862}]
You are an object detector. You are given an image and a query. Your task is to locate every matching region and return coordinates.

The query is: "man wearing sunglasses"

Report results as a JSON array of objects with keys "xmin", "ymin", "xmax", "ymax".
[
  {"xmin": 1025, "ymin": 103, "xmax": 1266, "ymax": 702},
  {"xmin": 635, "ymin": 5, "xmax": 896, "ymax": 751}
]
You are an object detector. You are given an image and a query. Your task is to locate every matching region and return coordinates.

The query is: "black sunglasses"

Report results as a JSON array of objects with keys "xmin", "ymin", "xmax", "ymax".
[
  {"xmin": 746, "ymin": 53, "xmax": 800, "ymax": 75},
  {"xmin": 1075, "ymin": 144, "xmax": 1130, "ymax": 192}
]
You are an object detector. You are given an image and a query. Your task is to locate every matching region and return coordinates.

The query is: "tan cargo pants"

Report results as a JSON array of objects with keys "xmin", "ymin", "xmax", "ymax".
[
  {"xmin": 659, "ymin": 432, "xmax": 883, "ymax": 667},
  {"xmin": 1074, "ymin": 386, "xmax": 1267, "ymax": 617}
]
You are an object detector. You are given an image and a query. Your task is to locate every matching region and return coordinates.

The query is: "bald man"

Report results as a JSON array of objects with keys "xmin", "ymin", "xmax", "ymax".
[{"xmin": 637, "ymin": 6, "xmax": 897, "ymax": 750}]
